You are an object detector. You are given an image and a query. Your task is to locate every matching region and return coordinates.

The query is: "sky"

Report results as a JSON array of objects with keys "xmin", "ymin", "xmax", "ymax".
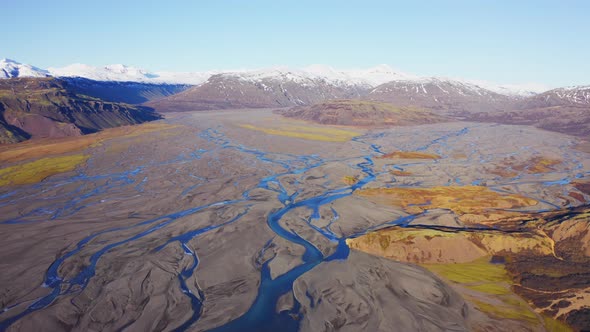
[{"xmin": 1, "ymin": 0, "xmax": 589, "ymax": 87}]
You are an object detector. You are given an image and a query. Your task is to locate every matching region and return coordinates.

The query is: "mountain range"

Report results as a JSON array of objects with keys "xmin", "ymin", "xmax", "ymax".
[
  {"xmin": 1, "ymin": 58, "xmax": 589, "ymax": 143},
  {"xmin": 1, "ymin": 58, "xmax": 546, "ymax": 96}
]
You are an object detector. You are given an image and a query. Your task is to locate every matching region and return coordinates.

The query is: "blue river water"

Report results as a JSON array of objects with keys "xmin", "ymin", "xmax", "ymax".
[{"xmin": 0, "ymin": 123, "xmax": 577, "ymax": 331}]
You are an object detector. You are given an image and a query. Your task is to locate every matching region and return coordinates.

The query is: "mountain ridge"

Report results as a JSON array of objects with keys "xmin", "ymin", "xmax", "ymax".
[{"xmin": 1, "ymin": 58, "xmax": 546, "ymax": 96}]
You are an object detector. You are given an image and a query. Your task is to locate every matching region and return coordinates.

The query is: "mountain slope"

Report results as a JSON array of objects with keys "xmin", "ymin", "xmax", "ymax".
[
  {"xmin": 147, "ymin": 69, "xmax": 538, "ymax": 113},
  {"xmin": 0, "ymin": 78, "xmax": 162, "ymax": 144},
  {"xmin": 366, "ymin": 78, "xmax": 518, "ymax": 113},
  {"xmin": 278, "ymin": 99, "xmax": 446, "ymax": 126},
  {"xmin": 146, "ymin": 71, "xmax": 369, "ymax": 111},
  {"xmin": 464, "ymin": 86, "xmax": 590, "ymax": 137},
  {"xmin": 518, "ymin": 85, "xmax": 590, "ymax": 109},
  {"xmin": 61, "ymin": 77, "xmax": 190, "ymax": 104}
]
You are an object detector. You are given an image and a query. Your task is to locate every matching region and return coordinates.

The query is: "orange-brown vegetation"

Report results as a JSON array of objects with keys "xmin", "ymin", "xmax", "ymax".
[
  {"xmin": 0, "ymin": 122, "xmax": 180, "ymax": 164},
  {"xmin": 355, "ymin": 185, "xmax": 537, "ymax": 215},
  {"xmin": 346, "ymin": 227, "xmax": 553, "ymax": 264},
  {"xmin": 489, "ymin": 156, "xmax": 561, "ymax": 178},
  {"xmin": 379, "ymin": 151, "xmax": 441, "ymax": 160}
]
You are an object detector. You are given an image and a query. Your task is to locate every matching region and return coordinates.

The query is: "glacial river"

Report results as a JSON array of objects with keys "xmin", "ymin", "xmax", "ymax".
[{"xmin": 0, "ymin": 123, "xmax": 580, "ymax": 331}]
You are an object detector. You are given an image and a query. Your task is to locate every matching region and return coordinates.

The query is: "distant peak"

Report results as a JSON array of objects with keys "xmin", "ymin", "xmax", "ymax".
[
  {"xmin": 367, "ymin": 64, "xmax": 394, "ymax": 73},
  {"xmin": 0, "ymin": 58, "xmax": 49, "ymax": 78},
  {"xmin": 104, "ymin": 63, "xmax": 129, "ymax": 70}
]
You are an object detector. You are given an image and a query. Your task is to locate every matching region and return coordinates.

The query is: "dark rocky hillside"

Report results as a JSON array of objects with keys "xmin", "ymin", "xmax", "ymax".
[
  {"xmin": 61, "ymin": 77, "xmax": 190, "ymax": 104},
  {"xmin": 0, "ymin": 78, "xmax": 162, "ymax": 144}
]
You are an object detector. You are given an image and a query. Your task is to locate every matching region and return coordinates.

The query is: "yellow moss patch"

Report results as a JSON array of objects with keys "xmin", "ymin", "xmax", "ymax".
[
  {"xmin": 543, "ymin": 315, "xmax": 573, "ymax": 332},
  {"xmin": 471, "ymin": 298, "xmax": 539, "ymax": 324},
  {"xmin": 423, "ymin": 257, "xmax": 511, "ymax": 286},
  {"xmin": 356, "ymin": 185, "xmax": 537, "ymax": 215},
  {"xmin": 342, "ymin": 175, "xmax": 358, "ymax": 185},
  {"xmin": 467, "ymin": 282, "xmax": 512, "ymax": 295},
  {"xmin": 0, "ymin": 154, "xmax": 89, "ymax": 186},
  {"xmin": 424, "ymin": 258, "xmax": 540, "ymax": 325},
  {"xmin": 239, "ymin": 124, "xmax": 358, "ymax": 142},
  {"xmin": 379, "ymin": 151, "xmax": 441, "ymax": 159},
  {"xmin": 527, "ymin": 157, "xmax": 561, "ymax": 173}
]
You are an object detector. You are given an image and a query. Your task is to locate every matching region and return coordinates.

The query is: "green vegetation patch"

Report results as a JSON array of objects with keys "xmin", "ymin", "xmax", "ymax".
[
  {"xmin": 0, "ymin": 154, "xmax": 89, "ymax": 186},
  {"xmin": 471, "ymin": 298, "xmax": 539, "ymax": 324},
  {"xmin": 422, "ymin": 257, "xmax": 511, "ymax": 286}
]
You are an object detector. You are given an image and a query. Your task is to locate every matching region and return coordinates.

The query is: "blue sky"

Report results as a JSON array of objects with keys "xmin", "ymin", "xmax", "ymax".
[{"xmin": 2, "ymin": 0, "xmax": 589, "ymax": 87}]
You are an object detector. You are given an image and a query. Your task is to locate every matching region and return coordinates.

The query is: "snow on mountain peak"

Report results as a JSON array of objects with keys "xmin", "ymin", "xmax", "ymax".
[
  {"xmin": 548, "ymin": 85, "xmax": 590, "ymax": 104},
  {"xmin": 0, "ymin": 58, "xmax": 49, "ymax": 79},
  {"xmin": 47, "ymin": 63, "xmax": 213, "ymax": 85},
  {"xmin": 0, "ymin": 58, "xmax": 565, "ymax": 96},
  {"xmin": 213, "ymin": 64, "xmax": 417, "ymax": 89},
  {"xmin": 48, "ymin": 63, "xmax": 155, "ymax": 82}
]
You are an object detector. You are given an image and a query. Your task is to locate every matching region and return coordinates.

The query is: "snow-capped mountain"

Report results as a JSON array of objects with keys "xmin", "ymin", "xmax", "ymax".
[
  {"xmin": 195, "ymin": 64, "xmax": 415, "ymax": 90},
  {"xmin": 0, "ymin": 58, "xmax": 546, "ymax": 97},
  {"xmin": 1, "ymin": 57, "xmax": 581, "ymax": 114},
  {"xmin": 48, "ymin": 63, "xmax": 156, "ymax": 82},
  {"xmin": 466, "ymin": 81, "xmax": 546, "ymax": 97},
  {"xmin": 146, "ymin": 71, "xmax": 367, "ymax": 111},
  {"xmin": 366, "ymin": 77, "xmax": 517, "ymax": 113},
  {"xmin": 544, "ymin": 85, "xmax": 590, "ymax": 105},
  {"xmin": 517, "ymin": 85, "xmax": 590, "ymax": 109},
  {"xmin": 47, "ymin": 63, "xmax": 217, "ymax": 85},
  {"xmin": 0, "ymin": 58, "xmax": 49, "ymax": 78},
  {"xmin": 145, "ymin": 65, "xmax": 416, "ymax": 111}
]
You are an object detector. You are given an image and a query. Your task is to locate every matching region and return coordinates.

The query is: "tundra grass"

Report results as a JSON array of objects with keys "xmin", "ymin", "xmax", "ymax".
[
  {"xmin": 356, "ymin": 185, "xmax": 538, "ymax": 214},
  {"xmin": 422, "ymin": 257, "xmax": 511, "ymax": 286},
  {"xmin": 471, "ymin": 298, "xmax": 539, "ymax": 324},
  {"xmin": 543, "ymin": 315, "xmax": 573, "ymax": 332},
  {"xmin": 239, "ymin": 124, "xmax": 358, "ymax": 142},
  {"xmin": 0, "ymin": 122, "xmax": 180, "ymax": 163},
  {"xmin": 423, "ymin": 257, "xmax": 541, "ymax": 325},
  {"xmin": 0, "ymin": 154, "xmax": 89, "ymax": 186}
]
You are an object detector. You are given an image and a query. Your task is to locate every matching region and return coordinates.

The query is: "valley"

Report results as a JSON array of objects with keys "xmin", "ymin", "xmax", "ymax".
[
  {"xmin": 3, "ymin": 0, "xmax": 589, "ymax": 330},
  {"xmin": 1, "ymin": 58, "xmax": 590, "ymax": 332},
  {"xmin": 0, "ymin": 108, "xmax": 589, "ymax": 331}
]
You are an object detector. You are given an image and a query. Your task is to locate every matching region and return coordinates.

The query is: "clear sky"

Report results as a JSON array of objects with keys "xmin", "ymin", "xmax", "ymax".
[{"xmin": 2, "ymin": 0, "xmax": 589, "ymax": 87}]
